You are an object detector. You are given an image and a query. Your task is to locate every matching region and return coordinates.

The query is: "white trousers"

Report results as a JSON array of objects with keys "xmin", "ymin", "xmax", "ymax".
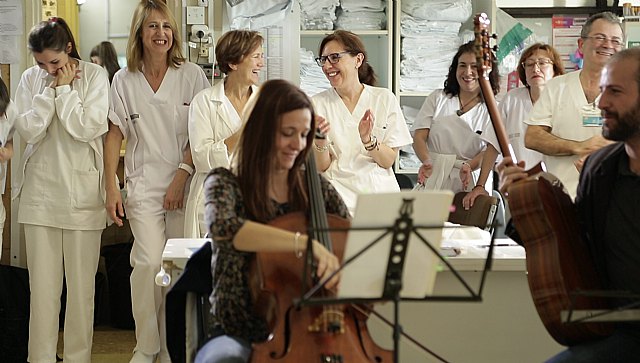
[
  {"xmin": 128, "ymin": 210, "xmax": 184, "ymax": 361},
  {"xmin": 24, "ymin": 224, "xmax": 102, "ymax": 363}
]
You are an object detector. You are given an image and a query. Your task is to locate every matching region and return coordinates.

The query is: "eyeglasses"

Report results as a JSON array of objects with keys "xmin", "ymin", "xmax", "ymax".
[
  {"xmin": 315, "ymin": 51, "xmax": 351, "ymax": 67},
  {"xmin": 582, "ymin": 35, "xmax": 623, "ymax": 48},
  {"xmin": 522, "ymin": 59, "xmax": 554, "ymax": 69}
]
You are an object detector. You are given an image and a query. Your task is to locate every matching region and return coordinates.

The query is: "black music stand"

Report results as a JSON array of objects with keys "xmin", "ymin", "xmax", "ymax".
[
  {"xmin": 562, "ymin": 290, "xmax": 640, "ymax": 324},
  {"xmin": 296, "ymin": 193, "xmax": 499, "ymax": 363}
]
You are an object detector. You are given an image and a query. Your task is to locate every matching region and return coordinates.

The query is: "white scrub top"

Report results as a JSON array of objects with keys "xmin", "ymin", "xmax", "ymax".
[
  {"xmin": 412, "ymin": 89, "xmax": 492, "ymax": 192},
  {"xmin": 413, "ymin": 89, "xmax": 492, "ymax": 158},
  {"xmin": 482, "ymin": 86, "xmax": 543, "ymax": 168},
  {"xmin": 313, "ymin": 85, "xmax": 412, "ymax": 214},
  {"xmin": 525, "ymin": 71, "xmax": 602, "ymax": 200},
  {"xmin": 109, "ymin": 62, "xmax": 209, "ymax": 218}
]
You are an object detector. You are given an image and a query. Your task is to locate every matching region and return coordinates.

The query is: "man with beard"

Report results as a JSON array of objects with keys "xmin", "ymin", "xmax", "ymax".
[
  {"xmin": 497, "ymin": 47, "xmax": 640, "ymax": 362},
  {"xmin": 524, "ymin": 12, "xmax": 623, "ymax": 200}
]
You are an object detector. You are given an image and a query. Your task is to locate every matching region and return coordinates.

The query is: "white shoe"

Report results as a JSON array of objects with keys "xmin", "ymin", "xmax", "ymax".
[{"xmin": 130, "ymin": 350, "xmax": 156, "ymax": 363}]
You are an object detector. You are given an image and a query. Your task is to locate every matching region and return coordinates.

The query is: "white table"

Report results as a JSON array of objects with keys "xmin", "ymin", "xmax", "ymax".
[{"xmin": 161, "ymin": 238, "xmax": 210, "ymax": 286}]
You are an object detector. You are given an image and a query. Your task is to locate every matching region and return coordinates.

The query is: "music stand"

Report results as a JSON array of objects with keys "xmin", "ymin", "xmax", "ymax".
[
  {"xmin": 296, "ymin": 191, "xmax": 499, "ymax": 363},
  {"xmin": 562, "ymin": 290, "xmax": 640, "ymax": 323}
]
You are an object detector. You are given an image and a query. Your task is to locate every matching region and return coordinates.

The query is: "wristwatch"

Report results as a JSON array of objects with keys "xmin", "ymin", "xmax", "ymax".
[{"xmin": 178, "ymin": 162, "xmax": 194, "ymax": 175}]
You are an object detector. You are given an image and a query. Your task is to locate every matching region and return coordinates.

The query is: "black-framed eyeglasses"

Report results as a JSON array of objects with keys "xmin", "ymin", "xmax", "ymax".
[
  {"xmin": 582, "ymin": 35, "xmax": 623, "ymax": 48},
  {"xmin": 522, "ymin": 58, "xmax": 554, "ymax": 69},
  {"xmin": 315, "ymin": 51, "xmax": 351, "ymax": 67}
]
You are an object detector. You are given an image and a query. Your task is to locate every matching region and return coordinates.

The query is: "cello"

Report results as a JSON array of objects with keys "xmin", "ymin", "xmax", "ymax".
[
  {"xmin": 248, "ymin": 154, "xmax": 392, "ymax": 362},
  {"xmin": 473, "ymin": 14, "xmax": 612, "ymax": 346}
]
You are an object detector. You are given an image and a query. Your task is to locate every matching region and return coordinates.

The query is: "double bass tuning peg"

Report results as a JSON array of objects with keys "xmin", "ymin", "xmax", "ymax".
[{"xmin": 493, "ymin": 45, "xmax": 499, "ymax": 52}]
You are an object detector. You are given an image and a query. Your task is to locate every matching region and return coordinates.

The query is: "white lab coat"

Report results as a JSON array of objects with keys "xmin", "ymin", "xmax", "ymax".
[
  {"xmin": 0, "ymin": 101, "xmax": 16, "ymax": 195},
  {"xmin": 14, "ymin": 59, "xmax": 109, "ymax": 363},
  {"xmin": 0, "ymin": 101, "xmax": 16, "ymax": 258},
  {"xmin": 14, "ymin": 61, "xmax": 109, "ymax": 229},
  {"xmin": 184, "ymin": 81, "xmax": 258, "ymax": 238},
  {"xmin": 109, "ymin": 62, "xmax": 210, "ymax": 218},
  {"xmin": 312, "ymin": 85, "xmax": 412, "ymax": 215}
]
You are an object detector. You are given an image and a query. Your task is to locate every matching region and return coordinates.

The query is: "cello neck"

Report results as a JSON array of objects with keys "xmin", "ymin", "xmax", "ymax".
[{"xmin": 305, "ymin": 155, "xmax": 332, "ymax": 252}]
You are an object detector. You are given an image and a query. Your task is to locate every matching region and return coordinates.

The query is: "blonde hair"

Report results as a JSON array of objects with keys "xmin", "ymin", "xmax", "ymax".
[{"xmin": 126, "ymin": 0, "xmax": 185, "ymax": 72}]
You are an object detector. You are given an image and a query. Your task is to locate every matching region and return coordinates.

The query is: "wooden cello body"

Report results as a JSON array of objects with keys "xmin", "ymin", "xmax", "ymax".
[
  {"xmin": 507, "ymin": 176, "xmax": 612, "ymax": 346},
  {"xmin": 473, "ymin": 13, "xmax": 612, "ymax": 346},
  {"xmin": 248, "ymin": 156, "xmax": 392, "ymax": 363}
]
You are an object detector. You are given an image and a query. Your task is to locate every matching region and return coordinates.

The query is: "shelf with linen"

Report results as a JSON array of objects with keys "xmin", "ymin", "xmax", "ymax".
[{"xmin": 301, "ymin": 29, "xmax": 389, "ymax": 36}]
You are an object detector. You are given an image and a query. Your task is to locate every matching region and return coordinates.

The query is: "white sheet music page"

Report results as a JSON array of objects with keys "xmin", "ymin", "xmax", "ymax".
[{"xmin": 337, "ymin": 190, "xmax": 454, "ymax": 299}]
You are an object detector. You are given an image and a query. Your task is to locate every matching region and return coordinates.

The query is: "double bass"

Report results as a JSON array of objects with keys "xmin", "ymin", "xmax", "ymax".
[
  {"xmin": 248, "ymin": 155, "xmax": 392, "ymax": 362},
  {"xmin": 473, "ymin": 14, "xmax": 612, "ymax": 346}
]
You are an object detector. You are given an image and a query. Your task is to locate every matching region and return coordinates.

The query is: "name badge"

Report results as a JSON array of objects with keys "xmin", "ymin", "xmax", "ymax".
[
  {"xmin": 581, "ymin": 103, "xmax": 602, "ymax": 127},
  {"xmin": 582, "ymin": 115, "xmax": 603, "ymax": 127}
]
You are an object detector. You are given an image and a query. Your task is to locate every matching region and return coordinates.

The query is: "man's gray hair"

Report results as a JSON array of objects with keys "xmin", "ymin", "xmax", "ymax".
[{"xmin": 580, "ymin": 11, "xmax": 623, "ymax": 38}]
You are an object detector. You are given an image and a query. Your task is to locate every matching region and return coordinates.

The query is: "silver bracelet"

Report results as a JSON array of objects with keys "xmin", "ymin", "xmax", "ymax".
[{"xmin": 314, "ymin": 142, "xmax": 330, "ymax": 152}]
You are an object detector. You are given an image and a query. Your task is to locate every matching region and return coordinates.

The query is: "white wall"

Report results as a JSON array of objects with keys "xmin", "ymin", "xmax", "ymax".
[{"xmin": 78, "ymin": 0, "xmax": 137, "ymax": 64}]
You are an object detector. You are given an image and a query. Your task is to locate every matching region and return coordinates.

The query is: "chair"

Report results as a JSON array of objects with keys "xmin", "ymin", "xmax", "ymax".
[
  {"xmin": 165, "ymin": 243, "xmax": 214, "ymax": 363},
  {"xmin": 448, "ymin": 191, "xmax": 499, "ymax": 231},
  {"xmin": 395, "ymin": 173, "xmax": 415, "ymax": 190}
]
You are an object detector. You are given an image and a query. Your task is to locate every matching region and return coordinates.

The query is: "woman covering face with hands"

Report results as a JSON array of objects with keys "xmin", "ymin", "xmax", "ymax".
[
  {"xmin": 312, "ymin": 30, "xmax": 412, "ymax": 215},
  {"xmin": 14, "ymin": 17, "xmax": 110, "ymax": 363}
]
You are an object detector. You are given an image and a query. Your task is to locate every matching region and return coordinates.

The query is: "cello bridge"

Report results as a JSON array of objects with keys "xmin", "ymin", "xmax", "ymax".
[{"xmin": 308, "ymin": 309, "xmax": 345, "ymax": 334}]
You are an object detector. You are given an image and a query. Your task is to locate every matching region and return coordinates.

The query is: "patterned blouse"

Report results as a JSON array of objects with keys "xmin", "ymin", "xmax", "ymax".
[{"xmin": 203, "ymin": 167, "xmax": 350, "ymax": 342}]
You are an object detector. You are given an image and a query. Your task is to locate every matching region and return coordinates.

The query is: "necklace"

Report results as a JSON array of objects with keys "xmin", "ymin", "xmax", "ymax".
[{"xmin": 456, "ymin": 94, "xmax": 479, "ymax": 116}]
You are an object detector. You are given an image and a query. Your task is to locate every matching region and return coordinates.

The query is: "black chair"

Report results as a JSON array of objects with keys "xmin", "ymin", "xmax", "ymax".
[
  {"xmin": 395, "ymin": 173, "xmax": 415, "ymax": 190},
  {"xmin": 165, "ymin": 243, "xmax": 214, "ymax": 363}
]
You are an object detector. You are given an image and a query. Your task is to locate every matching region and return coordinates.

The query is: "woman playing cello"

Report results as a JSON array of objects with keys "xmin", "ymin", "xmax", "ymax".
[{"xmin": 197, "ymin": 79, "xmax": 348, "ymax": 363}]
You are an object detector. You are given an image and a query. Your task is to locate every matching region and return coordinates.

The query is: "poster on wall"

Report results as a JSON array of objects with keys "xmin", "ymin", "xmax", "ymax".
[
  {"xmin": 42, "ymin": 0, "xmax": 58, "ymax": 19},
  {"xmin": 0, "ymin": 0, "xmax": 23, "ymax": 36},
  {"xmin": 552, "ymin": 15, "xmax": 587, "ymax": 72}
]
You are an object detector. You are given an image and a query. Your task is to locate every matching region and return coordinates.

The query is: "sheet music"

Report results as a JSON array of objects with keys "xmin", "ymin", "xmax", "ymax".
[{"xmin": 337, "ymin": 191, "xmax": 454, "ymax": 299}]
